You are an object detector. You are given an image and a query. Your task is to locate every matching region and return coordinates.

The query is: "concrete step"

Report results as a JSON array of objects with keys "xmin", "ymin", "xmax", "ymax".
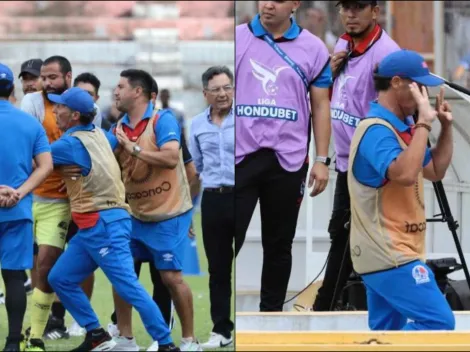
[
  {"xmin": 236, "ymin": 331, "xmax": 470, "ymax": 351},
  {"xmin": 236, "ymin": 311, "xmax": 470, "ymax": 331}
]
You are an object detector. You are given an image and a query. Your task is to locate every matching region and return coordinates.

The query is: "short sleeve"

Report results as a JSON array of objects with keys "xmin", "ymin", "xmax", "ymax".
[
  {"xmin": 357, "ymin": 125, "xmax": 403, "ymax": 180},
  {"xmin": 33, "ymin": 125, "xmax": 51, "ymax": 157},
  {"xmin": 51, "ymin": 137, "xmax": 91, "ymax": 176},
  {"xmin": 154, "ymin": 111, "xmax": 181, "ymax": 148},
  {"xmin": 312, "ymin": 63, "xmax": 333, "ymax": 88},
  {"xmin": 51, "ymin": 138, "xmax": 76, "ymax": 166}
]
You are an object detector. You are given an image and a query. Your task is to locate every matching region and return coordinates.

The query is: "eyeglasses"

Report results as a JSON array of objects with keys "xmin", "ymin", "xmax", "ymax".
[{"xmin": 205, "ymin": 85, "xmax": 234, "ymax": 94}]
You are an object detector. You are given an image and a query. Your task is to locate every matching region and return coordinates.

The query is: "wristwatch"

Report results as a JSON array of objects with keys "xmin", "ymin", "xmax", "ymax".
[
  {"xmin": 315, "ymin": 156, "xmax": 331, "ymax": 166},
  {"xmin": 132, "ymin": 144, "xmax": 142, "ymax": 157}
]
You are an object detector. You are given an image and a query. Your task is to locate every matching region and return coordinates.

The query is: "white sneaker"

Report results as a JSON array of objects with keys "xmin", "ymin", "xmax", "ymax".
[
  {"xmin": 112, "ymin": 336, "xmax": 140, "ymax": 351},
  {"xmin": 146, "ymin": 341, "xmax": 159, "ymax": 351},
  {"xmin": 67, "ymin": 320, "xmax": 86, "ymax": 337},
  {"xmin": 107, "ymin": 322, "xmax": 120, "ymax": 338},
  {"xmin": 180, "ymin": 339, "xmax": 203, "ymax": 351},
  {"xmin": 0, "ymin": 291, "xmax": 4, "ymax": 305},
  {"xmin": 201, "ymin": 333, "xmax": 233, "ymax": 349}
]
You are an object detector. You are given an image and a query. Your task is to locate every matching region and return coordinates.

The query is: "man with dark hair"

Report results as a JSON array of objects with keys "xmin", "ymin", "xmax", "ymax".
[
  {"xmin": 73, "ymin": 72, "xmax": 101, "ymax": 102},
  {"xmin": 108, "ymin": 76, "xmax": 201, "ymax": 349},
  {"xmin": 18, "ymin": 58, "xmax": 43, "ymax": 95},
  {"xmin": 0, "ymin": 62, "xmax": 53, "ymax": 352},
  {"xmin": 110, "ymin": 69, "xmax": 201, "ymax": 351},
  {"xmin": 236, "ymin": 0, "xmax": 332, "ymax": 312},
  {"xmin": 348, "ymin": 49, "xmax": 454, "ymax": 331},
  {"xmin": 45, "ymin": 87, "xmax": 177, "ymax": 351},
  {"xmin": 189, "ymin": 66, "xmax": 234, "ymax": 348},
  {"xmin": 159, "ymin": 89, "xmax": 185, "ymax": 135},
  {"xmin": 313, "ymin": 0, "xmax": 400, "ymax": 312}
]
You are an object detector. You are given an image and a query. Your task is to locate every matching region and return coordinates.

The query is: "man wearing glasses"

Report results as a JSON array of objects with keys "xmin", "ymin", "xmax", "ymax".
[{"xmin": 189, "ymin": 66, "xmax": 234, "ymax": 348}]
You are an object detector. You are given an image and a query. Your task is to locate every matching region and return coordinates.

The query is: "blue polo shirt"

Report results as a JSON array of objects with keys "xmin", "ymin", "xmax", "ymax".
[
  {"xmin": 250, "ymin": 14, "xmax": 333, "ymax": 89},
  {"xmin": 0, "ymin": 100, "xmax": 51, "ymax": 223},
  {"xmin": 352, "ymin": 102, "xmax": 432, "ymax": 188},
  {"xmin": 108, "ymin": 103, "xmax": 181, "ymax": 151},
  {"xmin": 50, "ymin": 123, "xmax": 129, "ymax": 223}
]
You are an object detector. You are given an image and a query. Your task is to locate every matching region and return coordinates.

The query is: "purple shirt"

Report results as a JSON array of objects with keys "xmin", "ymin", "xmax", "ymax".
[
  {"xmin": 331, "ymin": 30, "xmax": 399, "ymax": 172},
  {"xmin": 236, "ymin": 15, "xmax": 331, "ymax": 172}
]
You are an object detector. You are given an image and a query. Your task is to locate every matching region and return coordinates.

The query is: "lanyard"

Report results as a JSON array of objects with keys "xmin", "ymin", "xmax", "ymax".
[{"xmin": 262, "ymin": 34, "xmax": 310, "ymax": 90}]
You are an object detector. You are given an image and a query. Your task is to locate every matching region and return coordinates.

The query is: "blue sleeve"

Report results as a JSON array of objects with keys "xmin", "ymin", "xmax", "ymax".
[
  {"xmin": 50, "ymin": 137, "xmax": 91, "ymax": 176},
  {"xmin": 312, "ymin": 63, "xmax": 333, "ymax": 88},
  {"xmin": 33, "ymin": 125, "xmax": 51, "ymax": 157},
  {"xmin": 102, "ymin": 128, "xmax": 119, "ymax": 151},
  {"xmin": 358, "ymin": 126, "xmax": 403, "ymax": 180},
  {"xmin": 154, "ymin": 111, "xmax": 181, "ymax": 148},
  {"xmin": 357, "ymin": 126, "xmax": 432, "ymax": 182}
]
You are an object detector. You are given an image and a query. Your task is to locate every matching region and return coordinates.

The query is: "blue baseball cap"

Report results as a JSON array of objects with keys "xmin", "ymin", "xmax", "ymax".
[
  {"xmin": 0, "ymin": 63, "xmax": 14, "ymax": 89},
  {"xmin": 48, "ymin": 87, "xmax": 95, "ymax": 114},
  {"xmin": 377, "ymin": 49, "xmax": 444, "ymax": 87}
]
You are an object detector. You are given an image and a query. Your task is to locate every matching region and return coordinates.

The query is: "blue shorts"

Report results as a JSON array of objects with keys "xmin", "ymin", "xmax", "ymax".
[
  {"xmin": 362, "ymin": 260, "xmax": 455, "ymax": 331},
  {"xmin": 130, "ymin": 210, "xmax": 192, "ymax": 271},
  {"xmin": 0, "ymin": 220, "xmax": 33, "ymax": 270}
]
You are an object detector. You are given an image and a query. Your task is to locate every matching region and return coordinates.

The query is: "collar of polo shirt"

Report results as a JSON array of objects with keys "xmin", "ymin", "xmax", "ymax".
[{"xmin": 249, "ymin": 14, "xmax": 301, "ymax": 42}]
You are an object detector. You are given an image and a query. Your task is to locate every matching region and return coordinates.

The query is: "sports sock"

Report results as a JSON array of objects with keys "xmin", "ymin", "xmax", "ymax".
[
  {"xmin": 51, "ymin": 301, "xmax": 66, "ymax": 321},
  {"xmin": 30, "ymin": 288, "xmax": 55, "ymax": 339},
  {"xmin": 1, "ymin": 269, "xmax": 27, "ymax": 341}
]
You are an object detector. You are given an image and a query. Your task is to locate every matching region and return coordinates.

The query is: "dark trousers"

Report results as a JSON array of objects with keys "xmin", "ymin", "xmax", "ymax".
[
  {"xmin": 201, "ymin": 189, "xmax": 234, "ymax": 338},
  {"xmin": 235, "ymin": 149, "xmax": 308, "ymax": 311},
  {"xmin": 313, "ymin": 171, "xmax": 353, "ymax": 311}
]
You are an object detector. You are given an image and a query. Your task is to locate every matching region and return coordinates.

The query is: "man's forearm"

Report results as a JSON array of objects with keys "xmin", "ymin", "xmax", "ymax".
[
  {"xmin": 135, "ymin": 149, "xmax": 179, "ymax": 169},
  {"xmin": 17, "ymin": 165, "xmax": 53, "ymax": 199},
  {"xmin": 431, "ymin": 125, "xmax": 453, "ymax": 178},
  {"xmin": 312, "ymin": 101, "xmax": 331, "ymax": 157}
]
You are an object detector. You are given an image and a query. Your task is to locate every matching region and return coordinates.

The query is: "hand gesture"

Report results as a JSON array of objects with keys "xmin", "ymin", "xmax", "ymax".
[
  {"xmin": 0, "ymin": 185, "xmax": 20, "ymax": 208},
  {"xmin": 116, "ymin": 126, "xmax": 134, "ymax": 154},
  {"xmin": 435, "ymin": 86, "xmax": 453, "ymax": 127},
  {"xmin": 308, "ymin": 162, "xmax": 329, "ymax": 197},
  {"xmin": 330, "ymin": 51, "xmax": 348, "ymax": 77},
  {"xmin": 409, "ymin": 82, "xmax": 437, "ymax": 125}
]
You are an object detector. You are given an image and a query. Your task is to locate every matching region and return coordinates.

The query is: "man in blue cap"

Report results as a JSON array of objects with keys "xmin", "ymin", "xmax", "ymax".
[
  {"xmin": 0, "ymin": 62, "xmax": 53, "ymax": 351},
  {"xmin": 44, "ymin": 87, "xmax": 178, "ymax": 351},
  {"xmin": 348, "ymin": 49, "xmax": 455, "ymax": 330}
]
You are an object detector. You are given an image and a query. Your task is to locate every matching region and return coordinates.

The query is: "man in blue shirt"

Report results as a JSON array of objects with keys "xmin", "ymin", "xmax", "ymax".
[
  {"xmin": 109, "ymin": 69, "xmax": 200, "ymax": 351},
  {"xmin": 44, "ymin": 87, "xmax": 177, "ymax": 351},
  {"xmin": 189, "ymin": 66, "xmax": 234, "ymax": 349},
  {"xmin": 0, "ymin": 63, "xmax": 53, "ymax": 352},
  {"xmin": 349, "ymin": 50, "xmax": 455, "ymax": 331}
]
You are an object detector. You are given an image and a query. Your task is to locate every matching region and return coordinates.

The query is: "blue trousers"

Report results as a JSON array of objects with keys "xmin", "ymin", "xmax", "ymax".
[
  {"xmin": 48, "ymin": 218, "xmax": 172, "ymax": 344},
  {"xmin": 362, "ymin": 260, "xmax": 455, "ymax": 331}
]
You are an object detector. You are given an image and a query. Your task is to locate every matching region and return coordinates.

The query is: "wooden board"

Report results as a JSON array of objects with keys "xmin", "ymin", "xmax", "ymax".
[{"xmin": 236, "ymin": 331, "xmax": 470, "ymax": 345}]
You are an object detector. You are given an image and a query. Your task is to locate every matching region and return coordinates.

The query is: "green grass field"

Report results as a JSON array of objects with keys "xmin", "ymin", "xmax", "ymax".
[{"xmin": 0, "ymin": 212, "xmax": 234, "ymax": 351}]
